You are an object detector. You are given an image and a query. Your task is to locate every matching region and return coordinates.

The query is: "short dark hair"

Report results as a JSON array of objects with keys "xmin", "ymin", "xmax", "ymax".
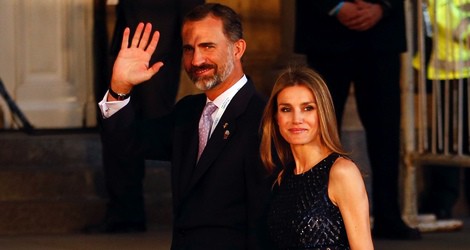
[{"xmin": 184, "ymin": 3, "xmax": 243, "ymax": 42}]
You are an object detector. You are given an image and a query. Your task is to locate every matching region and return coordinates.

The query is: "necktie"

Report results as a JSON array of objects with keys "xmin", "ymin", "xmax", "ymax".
[{"xmin": 198, "ymin": 102, "xmax": 218, "ymax": 160}]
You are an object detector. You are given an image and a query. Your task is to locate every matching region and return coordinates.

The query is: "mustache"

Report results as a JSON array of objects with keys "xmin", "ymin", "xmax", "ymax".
[{"xmin": 190, "ymin": 64, "xmax": 216, "ymax": 74}]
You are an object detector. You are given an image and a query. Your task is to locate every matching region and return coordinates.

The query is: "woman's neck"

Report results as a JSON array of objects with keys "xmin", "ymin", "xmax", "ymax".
[{"xmin": 291, "ymin": 144, "xmax": 330, "ymax": 175}]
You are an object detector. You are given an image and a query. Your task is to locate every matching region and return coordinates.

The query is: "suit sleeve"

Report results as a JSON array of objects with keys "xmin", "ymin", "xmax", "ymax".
[
  {"xmin": 241, "ymin": 97, "xmax": 276, "ymax": 249},
  {"xmin": 244, "ymin": 136, "xmax": 275, "ymax": 250},
  {"xmin": 100, "ymin": 102, "xmax": 173, "ymax": 161}
]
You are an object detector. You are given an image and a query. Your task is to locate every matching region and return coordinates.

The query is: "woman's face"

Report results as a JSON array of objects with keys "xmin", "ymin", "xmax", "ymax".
[{"xmin": 276, "ymin": 85, "xmax": 321, "ymax": 147}]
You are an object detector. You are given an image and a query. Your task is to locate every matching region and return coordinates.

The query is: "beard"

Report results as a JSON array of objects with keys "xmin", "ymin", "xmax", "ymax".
[{"xmin": 189, "ymin": 50, "xmax": 235, "ymax": 91}]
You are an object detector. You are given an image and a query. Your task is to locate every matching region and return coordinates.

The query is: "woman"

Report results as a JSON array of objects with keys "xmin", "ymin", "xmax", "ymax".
[{"xmin": 260, "ymin": 66, "xmax": 373, "ymax": 249}]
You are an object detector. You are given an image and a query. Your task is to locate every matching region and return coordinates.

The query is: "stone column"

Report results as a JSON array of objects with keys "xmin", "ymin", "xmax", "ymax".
[{"xmin": 0, "ymin": 0, "xmax": 96, "ymax": 129}]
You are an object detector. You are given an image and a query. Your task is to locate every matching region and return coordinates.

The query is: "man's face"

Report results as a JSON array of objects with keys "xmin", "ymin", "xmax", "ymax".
[{"xmin": 181, "ymin": 16, "xmax": 235, "ymax": 91}]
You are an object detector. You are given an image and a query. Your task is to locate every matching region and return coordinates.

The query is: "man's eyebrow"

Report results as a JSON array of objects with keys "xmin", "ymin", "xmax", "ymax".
[
  {"xmin": 182, "ymin": 42, "xmax": 216, "ymax": 49},
  {"xmin": 198, "ymin": 42, "xmax": 216, "ymax": 47}
]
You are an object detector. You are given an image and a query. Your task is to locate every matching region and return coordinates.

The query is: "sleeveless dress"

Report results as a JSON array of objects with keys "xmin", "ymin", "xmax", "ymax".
[{"xmin": 267, "ymin": 153, "xmax": 350, "ymax": 250}]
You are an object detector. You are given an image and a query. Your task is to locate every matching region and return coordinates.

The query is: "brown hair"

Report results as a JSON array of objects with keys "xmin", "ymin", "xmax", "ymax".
[{"xmin": 260, "ymin": 66, "xmax": 348, "ymax": 184}]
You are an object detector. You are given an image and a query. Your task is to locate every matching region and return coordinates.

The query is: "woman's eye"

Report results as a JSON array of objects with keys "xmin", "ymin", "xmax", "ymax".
[
  {"xmin": 304, "ymin": 105, "xmax": 314, "ymax": 111},
  {"xmin": 280, "ymin": 107, "xmax": 290, "ymax": 112}
]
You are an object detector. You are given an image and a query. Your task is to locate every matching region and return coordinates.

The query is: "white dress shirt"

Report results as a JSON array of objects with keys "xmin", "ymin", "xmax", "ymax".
[{"xmin": 98, "ymin": 75, "xmax": 248, "ymax": 127}]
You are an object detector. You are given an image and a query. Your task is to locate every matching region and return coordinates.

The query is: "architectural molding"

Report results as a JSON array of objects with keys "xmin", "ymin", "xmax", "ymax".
[{"xmin": 0, "ymin": 0, "xmax": 95, "ymax": 129}]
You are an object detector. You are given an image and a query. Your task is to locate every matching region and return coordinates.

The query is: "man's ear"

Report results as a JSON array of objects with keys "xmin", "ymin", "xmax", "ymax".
[{"xmin": 233, "ymin": 39, "xmax": 246, "ymax": 59}]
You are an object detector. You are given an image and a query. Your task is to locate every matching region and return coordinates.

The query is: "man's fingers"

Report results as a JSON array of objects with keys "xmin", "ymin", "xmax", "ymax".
[
  {"xmin": 149, "ymin": 62, "xmax": 164, "ymax": 75},
  {"xmin": 138, "ymin": 23, "xmax": 153, "ymax": 49},
  {"xmin": 146, "ymin": 31, "xmax": 160, "ymax": 55},
  {"xmin": 140, "ymin": 62, "xmax": 164, "ymax": 81},
  {"xmin": 131, "ymin": 23, "xmax": 145, "ymax": 48},
  {"xmin": 121, "ymin": 27, "xmax": 130, "ymax": 49}
]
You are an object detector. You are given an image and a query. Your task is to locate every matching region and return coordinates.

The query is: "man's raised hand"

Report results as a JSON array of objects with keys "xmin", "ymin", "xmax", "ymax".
[{"xmin": 110, "ymin": 22, "xmax": 164, "ymax": 95}]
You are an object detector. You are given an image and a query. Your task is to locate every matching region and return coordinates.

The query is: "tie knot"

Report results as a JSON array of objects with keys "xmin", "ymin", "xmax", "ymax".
[{"xmin": 202, "ymin": 102, "xmax": 218, "ymax": 117}]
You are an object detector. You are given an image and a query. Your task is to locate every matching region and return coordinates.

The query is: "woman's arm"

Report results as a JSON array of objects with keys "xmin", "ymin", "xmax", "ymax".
[{"xmin": 328, "ymin": 157, "xmax": 374, "ymax": 250}]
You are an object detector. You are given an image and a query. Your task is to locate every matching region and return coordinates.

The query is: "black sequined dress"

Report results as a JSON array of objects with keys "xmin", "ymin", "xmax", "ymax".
[{"xmin": 268, "ymin": 153, "xmax": 350, "ymax": 250}]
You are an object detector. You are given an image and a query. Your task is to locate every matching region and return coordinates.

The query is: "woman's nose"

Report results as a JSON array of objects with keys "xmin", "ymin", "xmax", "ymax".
[{"xmin": 292, "ymin": 110, "xmax": 303, "ymax": 123}]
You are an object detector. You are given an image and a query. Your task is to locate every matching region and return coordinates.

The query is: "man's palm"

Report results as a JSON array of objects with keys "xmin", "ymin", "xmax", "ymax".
[{"xmin": 111, "ymin": 23, "xmax": 164, "ymax": 90}]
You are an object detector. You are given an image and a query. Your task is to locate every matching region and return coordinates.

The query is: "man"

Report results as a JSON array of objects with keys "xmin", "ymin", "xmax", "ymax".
[
  {"xmin": 89, "ymin": 0, "xmax": 203, "ymax": 234},
  {"xmin": 295, "ymin": 0, "xmax": 421, "ymax": 240},
  {"xmin": 99, "ymin": 3, "xmax": 273, "ymax": 249}
]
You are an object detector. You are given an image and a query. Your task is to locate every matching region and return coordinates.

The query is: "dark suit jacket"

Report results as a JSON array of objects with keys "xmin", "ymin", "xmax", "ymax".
[
  {"xmin": 101, "ymin": 79, "xmax": 273, "ymax": 249},
  {"xmin": 295, "ymin": 0, "xmax": 407, "ymax": 55}
]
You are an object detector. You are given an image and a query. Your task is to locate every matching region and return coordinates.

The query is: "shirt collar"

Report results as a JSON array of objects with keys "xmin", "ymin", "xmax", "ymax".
[{"xmin": 208, "ymin": 74, "xmax": 247, "ymax": 109}]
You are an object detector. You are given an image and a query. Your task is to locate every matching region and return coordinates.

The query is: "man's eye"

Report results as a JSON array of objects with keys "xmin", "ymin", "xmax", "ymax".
[{"xmin": 183, "ymin": 47, "xmax": 193, "ymax": 53}]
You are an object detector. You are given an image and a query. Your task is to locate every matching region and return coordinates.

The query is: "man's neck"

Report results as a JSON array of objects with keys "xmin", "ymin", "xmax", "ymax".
[{"xmin": 205, "ymin": 70, "xmax": 244, "ymax": 100}]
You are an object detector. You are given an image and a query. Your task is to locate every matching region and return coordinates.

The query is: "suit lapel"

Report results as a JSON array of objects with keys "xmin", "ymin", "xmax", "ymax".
[
  {"xmin": 174, "ymin": 95, "xmax": 206, "ymax": 202},
  {"xmin": 184, "ymin": 81, "xmax": 256, "ymax": 194}
]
